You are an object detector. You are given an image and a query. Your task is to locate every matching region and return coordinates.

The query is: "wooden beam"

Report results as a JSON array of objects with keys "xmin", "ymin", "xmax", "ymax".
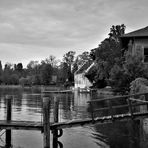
[
  {"xmin": 6, "ymin": 95, "xmax": 12, "ymax": 148},
  {"xmin": 43, "ymin": 97, "xmax": 51, "ymax": 148},
  {"xmin": 88, "ymin": 92, "xmax": 148, "ymax": 103},
  {"xmin": 50, "ymin": 112, "xmax": 148, "ymax": 130},
  {"xmin": 0, "ymin": 120, "xmax": 43, "ymax": 130},
  {"xmin": 53, "ymin": 96, "xmax": 59, "ymax": 148}
]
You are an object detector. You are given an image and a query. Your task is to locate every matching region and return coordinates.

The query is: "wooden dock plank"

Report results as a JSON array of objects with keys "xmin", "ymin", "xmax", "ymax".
[
  {"xmin": 50, "ymin": 112, "xmax": 148, "ymax": 129},
  {"xmin": 0, "ymin": 120, "xmax": 43, "ymax": 130},
  {"xmin": 0, "ymin": 112, "xmax": 148, "ymax": 131}
]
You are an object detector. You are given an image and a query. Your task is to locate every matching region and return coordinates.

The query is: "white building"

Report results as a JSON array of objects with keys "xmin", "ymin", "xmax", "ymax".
[{"xmin": 74, "ymin": 61, "xmax": 94, "ymax": 89}]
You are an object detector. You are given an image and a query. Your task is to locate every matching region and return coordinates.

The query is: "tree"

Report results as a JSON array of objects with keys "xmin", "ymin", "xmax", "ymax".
[
  {"xmin": 110, "ymin": 53, "xmax": 148, "ymax": 94},
  {"xmin": 0, "ymin": 61, "xmax": 2, "ymax": 75},
  {"xmin": 27, "ymin": 61, "xmax": 40, "ymax": 75},
  {"xmin": 91, "ymin": 24, "xmax": 125, "ymax": 88},
  {"xmin": 27, "ymin": 61, "xmax": 39, "ymax": 71},
  {"xmin": 63, "ymin": 51, "xmax": 75, "ymax": 67},
  {"xmin": 63, "ymin": 51, "xmax": 76, "ymax": 82},
  {"xmin": 2, "ymin": 62, "xmax": 13, "ymax": 84},
  {"xmin": 16, "ymin": 63, "xmax": 23, "ymax": 71},
  {"xmin": 109, "ymin": 24, "xmax": 126, "ymax": 42},
  {"xmin": 40, "ymin": 64, "xmax": 53, "ymax": 85},
  {"xmin": 0, "ymin": 61, "xmax": 2, "ymax": 84},
  {"xmin": 42, "ymin": 55, "xmax": 59, "ymax": 68},
  {"xmin": 10, "ymin": 74, "xmax": 19, "ymax": 85}
]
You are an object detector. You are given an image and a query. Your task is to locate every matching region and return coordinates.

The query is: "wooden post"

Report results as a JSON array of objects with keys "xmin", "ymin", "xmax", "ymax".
[
  {"xmin": 127, "ymin": 98, "xmax": 134, "ymax": 119},
  {"xmin": 89, "ymin": 102, "xmax": 95, "ymax": 123},
  {"xmin": 108, "ymin": 100, "xmax": 114, "ymax": 121},
  {"xmin": 6, "ymin": 95, "xmax": 12, "ymax": 148},
  {"xmin": 53, "ymin": 96, "xmax": 59, "ymax": 148},
  {"xmin": 43, "ymin": 97, "xmax": 51, "ymax": 148},
  {"xmin": 54, "ymin": 96, "xmax": 59, "ymax": 123}
]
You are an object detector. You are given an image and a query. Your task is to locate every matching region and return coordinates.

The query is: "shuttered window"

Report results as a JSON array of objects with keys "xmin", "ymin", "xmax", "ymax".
[{"xmin": 144, "ymin": 48, "xmax": 148, "ymax": 62}]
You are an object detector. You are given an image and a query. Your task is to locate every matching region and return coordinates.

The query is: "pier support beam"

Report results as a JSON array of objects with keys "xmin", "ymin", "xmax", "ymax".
[
  {"xmin": 6, "ymin": 95, "xmax": 12, "ymax": 148},
  {"xmin": 43, "ymin": 97, "xmax": 51, "ymax": 148},
  {"xmin": 53, "ymin": 96, "xmax": 59, "ymax": 148}
]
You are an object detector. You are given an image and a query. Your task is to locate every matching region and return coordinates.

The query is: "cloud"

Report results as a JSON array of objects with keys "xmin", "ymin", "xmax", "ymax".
[{"xmin": 0, "ymin": 0, "xmax": 148, "ymax": 65}]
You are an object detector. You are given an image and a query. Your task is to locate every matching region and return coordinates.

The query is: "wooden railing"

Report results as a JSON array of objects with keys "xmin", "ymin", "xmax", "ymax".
[{"xmin": 87, "ymin": 92, "xmax": 148, "ymax": 121}]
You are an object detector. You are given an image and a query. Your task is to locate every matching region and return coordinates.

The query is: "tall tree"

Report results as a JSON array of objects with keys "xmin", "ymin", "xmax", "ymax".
[
  {"xmin": 27, "ymin": 61, "xmax": 40, "ymax": 75},
  {"xmin": 16, "ymin": 63, "xmax": 23, "ymax": 71},
  {"xmin": 63, "ymin": 51, "xmax": 76, "ymax": 82},
  {"xmin": 40, "ymin": 64, "xmax": 53, "ymax": 85},
  {"xmin": 2, "ymin": 62, "xmax": 13, "ymax": 84},
  {"xmin": 110, "ymin": 52, "xmax": 148, "ymax": 94},
  {"xmin": 91, "ymin": 24, "xmax": 126, "ymax": 87},
  {"xmin": 42, "ymin": 55, "xmax": 59, "ymax": 68},
  {"xmin": 0, "ymin": 61, "xmax": 2, "ymax": 84}
]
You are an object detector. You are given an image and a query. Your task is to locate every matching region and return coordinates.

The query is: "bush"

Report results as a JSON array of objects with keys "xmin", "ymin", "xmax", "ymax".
[{"xmin": 110, "ymin": 54, "xmax": 148, "ymax": 94}]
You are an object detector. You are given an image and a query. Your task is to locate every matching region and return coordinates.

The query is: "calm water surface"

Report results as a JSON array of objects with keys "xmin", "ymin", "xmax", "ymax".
[{"xmin": 0, "ymin": 87, "xmax": 147, "ymax": 148}]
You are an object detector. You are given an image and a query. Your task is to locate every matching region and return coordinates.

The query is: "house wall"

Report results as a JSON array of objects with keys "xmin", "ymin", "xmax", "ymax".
[
  {"xmin": 126, "ymin": 38, "xmax": 148, "ymax": 63},
  {"xmin": 74, "ymin": 73, "xmax": 92, "ymax": 89},
  {"xmin": 132, "ymin": 38, "xmax": 148, "ymax": 60},
  {"xmin": 134, "ymin": 38, "xmax": 148, "ymax": 47}
]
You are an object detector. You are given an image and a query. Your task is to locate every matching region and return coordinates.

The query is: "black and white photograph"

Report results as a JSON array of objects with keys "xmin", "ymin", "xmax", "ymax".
[{"xmin": 0, "ymin": 0, "xmax": 148, "ymax": 148}]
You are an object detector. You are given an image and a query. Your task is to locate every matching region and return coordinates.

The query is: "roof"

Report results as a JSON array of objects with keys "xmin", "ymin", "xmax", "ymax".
[
  {"xmin": 121, "ymin": 26, "xmax": 148, "ymax": 37},
  {"xmin": 75, "ymin": 61, "xmax": 92, "ymax": 75}
]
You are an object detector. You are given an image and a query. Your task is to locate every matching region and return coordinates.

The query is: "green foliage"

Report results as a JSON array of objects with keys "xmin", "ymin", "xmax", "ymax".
[
  {"xmin": 40, "ymin": 64, "xmax": 53, "ymax": 85},
  {"xmin": 94, "ymin": 38, "xmax": 122, "ymax": 86},
  {"xmin": 62, "ymin": 51, "xmax": 76, "ymax": 82},
  {"xmin": 10, "ymin": 74, "xmax": 19, "ymax": 85},
  {"xmin": 19, "ymin": 77, "xmax": 32, "ymax": 86},
  {"xmin": 110, "ymin": 54, "xmax": 148, "ymax": 94},
  {"xmin": 89, "ymin": 24, "xmax": 125, "ymax": 88}
]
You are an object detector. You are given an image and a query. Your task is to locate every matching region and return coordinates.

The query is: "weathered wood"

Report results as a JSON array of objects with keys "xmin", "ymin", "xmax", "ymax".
[
  {"xmin": 53, "ymin": 96, "xmax": 59, "ymax": 123},
  {"xmin": 94, "ymin": 104, "xmax": 129, "ymax": 112},
  {"xmin": 0, "ymin": 120, "xmax": 43, "ymax": 130},
  {"xmin": 88, "ymin": 92, "xmax": 148, "ymax": 103},
  {"xmin": 42, "ymin": 90, "xmax": 72, "ymax": 94},
  {"xmin": 108, "ymin": 100, "xmax": 114, "ymax": 121},
  {"xmin": 50, "ymin": 112, "xmax": 148, "ymax": 130},
  {"xmin": 127, "ymin": 98, "xmax": 134, "ymax": 119},
  {"xmin": 43, "ymin": 97, "xmax": 51, "ymax": 148},
  {"xmin": 89, "ymin": 102, "xmax": 95, "ymax": 122},
  {"xmin": 0, "ymin": 111, "xmax": 148, "ymax": 131},
  {"xmin": 129, "ymin": 97, "xmax": 148, "ymax": 103},
  {"xmin": 6, "ymin": 95, "xmax": 12, "ymax": 148},
  {"xmin": 53, "ymin": 96, "xmax": 59, "ymax": 148}
]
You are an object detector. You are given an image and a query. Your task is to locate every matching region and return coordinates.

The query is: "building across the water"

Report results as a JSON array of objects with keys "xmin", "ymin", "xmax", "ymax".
[
  {"xmin": 121, "ymin": 26, "xmax": 148, "ymax": 62},
  {"xmin": 74, "ymin": 61, "xmax": 94, "ymax": 92}
]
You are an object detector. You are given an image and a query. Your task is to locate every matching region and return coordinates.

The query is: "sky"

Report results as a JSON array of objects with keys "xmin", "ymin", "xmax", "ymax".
[{"xmin": 0, "ymin": 0, "xmax": 148, "ymax": 67}]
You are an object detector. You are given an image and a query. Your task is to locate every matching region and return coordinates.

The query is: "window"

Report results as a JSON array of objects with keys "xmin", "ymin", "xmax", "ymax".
[{"xmin": 144, "ymin": 48, "xmax": 148, "ymax": 62}]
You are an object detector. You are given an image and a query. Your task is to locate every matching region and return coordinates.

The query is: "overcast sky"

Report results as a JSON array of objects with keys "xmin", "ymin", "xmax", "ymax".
[{"xmin": 0, "ymin": 0, "xmax": 148, "ymax": 67}]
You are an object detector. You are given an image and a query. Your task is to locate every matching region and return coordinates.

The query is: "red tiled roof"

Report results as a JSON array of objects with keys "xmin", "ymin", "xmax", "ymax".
[{"xmin": 121, "ymin": 26, "xmax": 148, "ymax": 37}]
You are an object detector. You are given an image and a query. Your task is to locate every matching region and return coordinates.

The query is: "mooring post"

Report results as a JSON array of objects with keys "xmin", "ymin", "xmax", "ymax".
[
  {"xmin": 127, "ymin": 97, "xmax": 134, "ymax": 119},
  {"xmin": 6, "ymin": 95, "xmax": 12, "ymax": 148},
  {"xmin": 43, "ymin": 96, "xmax": 51, "ymax": 148},
  {"xmin": 54, "ymin": 96, "xmax": 59, "ymax": 123},
  {"xmin": 89, "ymin": 102, "xmax": 95, "ymax": 123},
  {"xmin": 108, "ymin": 100, "xmax": 114, "ymax": 121},
  {"xmin": 53, "ymin": 96, "xmax": 59, "ymax": 148}
]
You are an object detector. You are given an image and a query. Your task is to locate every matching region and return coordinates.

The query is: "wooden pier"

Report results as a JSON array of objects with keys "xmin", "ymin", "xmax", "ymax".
[
  {"xmin": 0, "ymin": 120, "xmax": 42, "ymax": 130},
  {"xmin": 1, "ymin": 92, "xmax": 148, "ymax": 148}
]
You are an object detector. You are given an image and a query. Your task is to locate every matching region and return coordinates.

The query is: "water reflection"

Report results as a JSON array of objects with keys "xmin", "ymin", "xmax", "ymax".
[{"xmin": 0, "ymin": 87, "xmax": 147, "ymax": 148}]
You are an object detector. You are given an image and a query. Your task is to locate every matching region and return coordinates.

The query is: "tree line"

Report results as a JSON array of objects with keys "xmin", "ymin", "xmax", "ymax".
[
  {"xmin": 1, "ymin": 24, "xmax": 147, "ymax": 94},
  {"xmin": 0, "ymin": 51, "xmax": 92, "ymax": 86}
]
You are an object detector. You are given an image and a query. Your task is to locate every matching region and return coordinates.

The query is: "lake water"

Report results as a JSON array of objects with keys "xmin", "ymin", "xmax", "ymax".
[{"xmin": 0, "ymin": 87, "xmax": 148, "ymax": 148}]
